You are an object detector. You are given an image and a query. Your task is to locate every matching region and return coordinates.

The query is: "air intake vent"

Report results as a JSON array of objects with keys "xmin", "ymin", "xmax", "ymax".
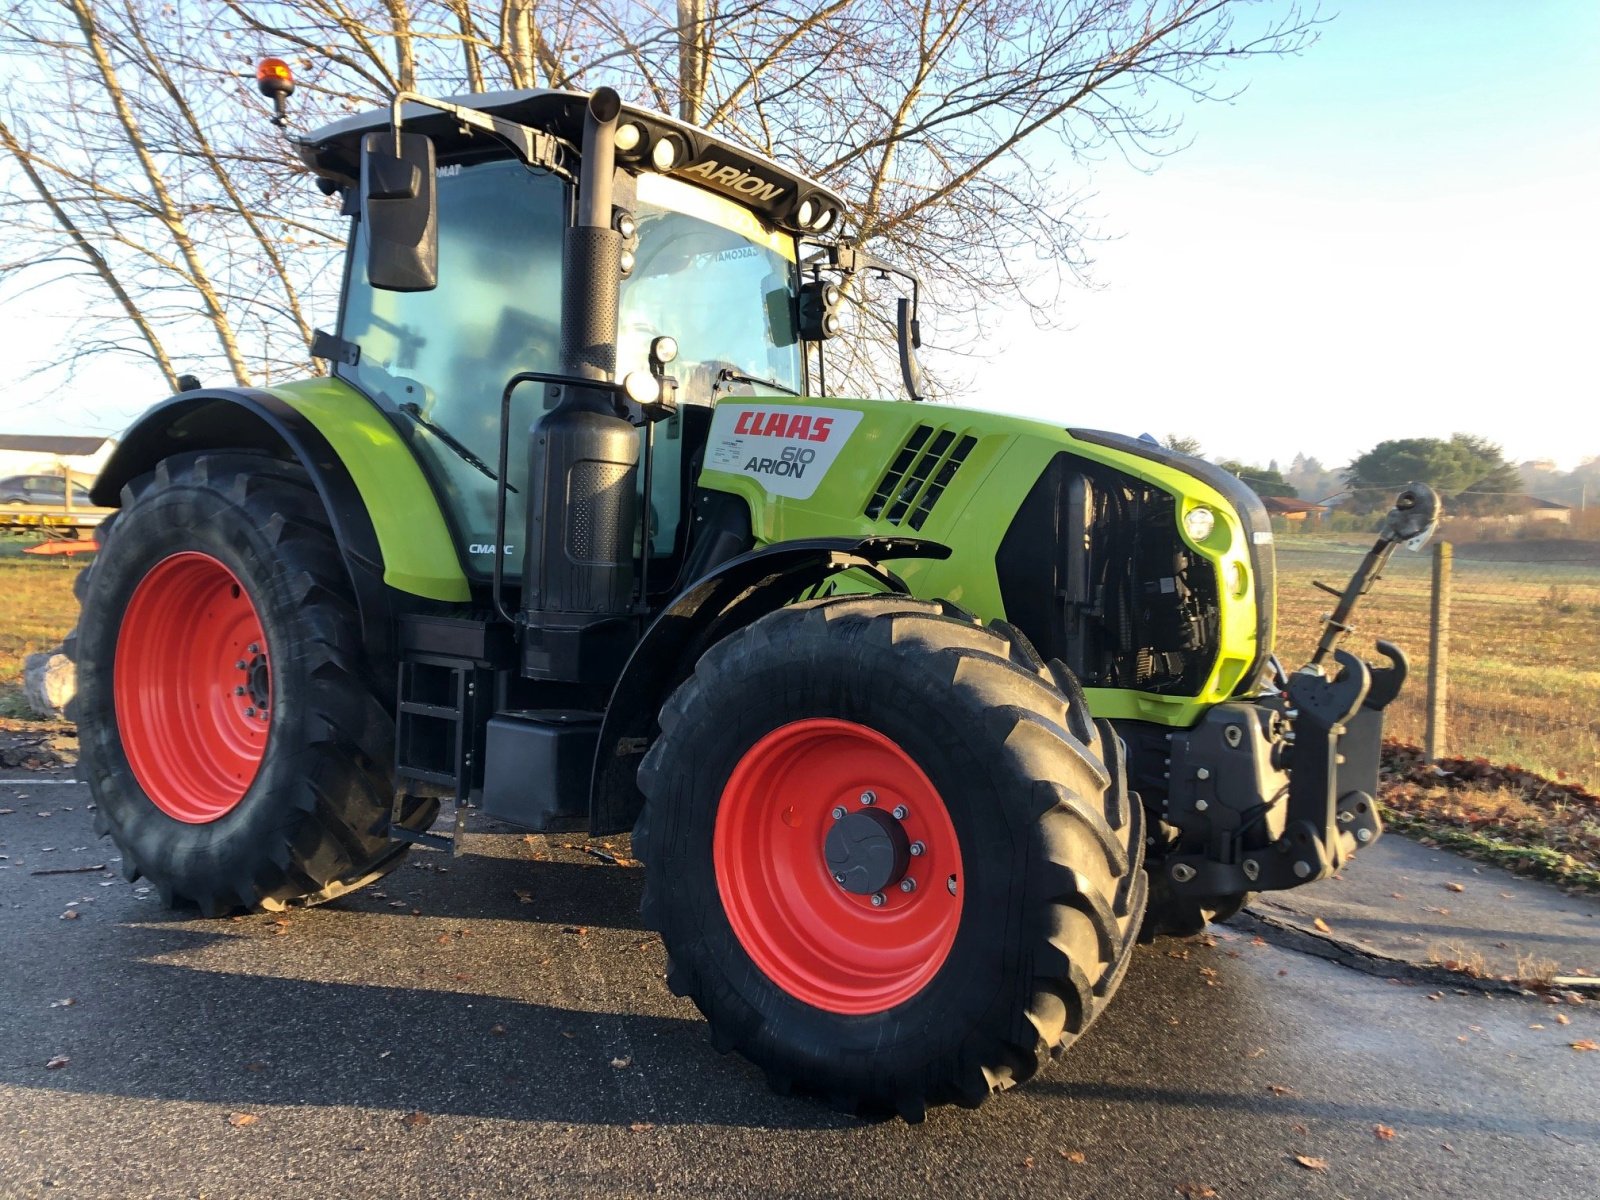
[{"xmin": 865, "ymin": 426, "xmax": 979, "ymax": 530}]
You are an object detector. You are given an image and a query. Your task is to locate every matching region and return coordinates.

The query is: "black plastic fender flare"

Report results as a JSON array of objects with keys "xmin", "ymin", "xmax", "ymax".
[
  {"xmin": 588, "ymin": 535, "xmax": 951, "ymax": 834},
  {"xmin": 90, "ymin": 389, "xmax": 397, "ymax": 669}
]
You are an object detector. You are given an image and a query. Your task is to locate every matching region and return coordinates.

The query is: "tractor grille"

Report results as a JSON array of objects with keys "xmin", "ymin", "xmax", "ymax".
[{"xmin": 865, "ymin": 426, "xmax": 979, "ymax": 530}]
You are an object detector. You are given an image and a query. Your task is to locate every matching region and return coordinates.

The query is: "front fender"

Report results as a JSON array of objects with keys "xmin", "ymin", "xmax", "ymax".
[{"xmin": 588, "ymin": 535, "xmax": 950, "ymax": 835}]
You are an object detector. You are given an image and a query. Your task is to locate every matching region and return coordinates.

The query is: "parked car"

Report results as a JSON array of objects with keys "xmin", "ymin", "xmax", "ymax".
[{"xmin": 0, "ymin": 474, "xmax": 95, "ymax": 506}]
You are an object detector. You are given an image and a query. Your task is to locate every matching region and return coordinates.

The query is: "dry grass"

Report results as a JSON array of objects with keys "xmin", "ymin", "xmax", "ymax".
[
  {"xmin": 0, "ymin": 544, "xmax": 87, "ymax": 718},
  {"xmin": 1275, "ymin": 540, "xmax": 1600, "ymax": 792}
]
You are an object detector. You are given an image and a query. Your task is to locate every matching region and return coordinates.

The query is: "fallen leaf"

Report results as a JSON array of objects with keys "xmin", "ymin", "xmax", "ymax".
[
  {"xmin": 610, "ymin": 1056, "xmax": 632, "ymax": 1069},
  {"xmin": 1291, "ymin": 1123, "xmax": 1309, "ymax": 1135},
  {"xmin": 227, "ymin": 1113, "xmax": 259, "ymax": 1127},
  {"xmin": 1374, "ymin": 1124, "xmax": 1396, "ymax": 1141},
  {"xmin": 1060, "ymin": 1150, "xmax": 1087, "ymax": 1164},
  {"xmin": 629, "ymin": 1121, "xmax": 655, "ymax": 1132},
  {"xmin": 514, "ymin": 889, "xmax": 534, "ymax": 904},
  {"xmin": 562, "ymin": 925, "xmax": 588, "ymax": 936},
  {"xmin": 1245, "ymin": 1046, "xmax": 1267, "ymax": 1059},
  {"xmin": 1022, "ymin": 1155, "xmax": 1035, "ymax": 1169},
  {"xmin": 1312, "ymin": 918, "xmax": 1332, "ymax": 933},
  {"xmin": 435, "ymin": 933, "xmax": 452, "ymax": 946},
  {"xmin": 1250, "ymin": 936, "xmax": 1267, "ymax": 947},
  {"xmin": 1556, "ymin": 1013, "xmax": 1571, "ymax": 1025},
  {"xmin": 1294, "ymin": 1155, "xmax": 1328, "ymax": 1171},
  {"xmin": 45, "ymin": 1055, "xmax": 69, "ymax": 1069},
  {"xmin": 1267, "ymin": 1083, "xmax": 1294, "ymax": 1096},
  {"xmin": 489, "ymin": 1024, "xmax": 507, "ymax": 1036},
  {"xmin": 1424, "ymin": 906, "xmax": 1452, "ymax": 916},
  {"xmin": 1175, "ymin": 1185, "xmax": 1218, "ymax": 1199},
  {"xmin": 1445, "ymin": 882, "xmax": 1464, "ymax": 893},
  {"xmin": 59, "ymin": 910, "xmax": 80, "ymax": 920},
  {"xmin": 244, "ymin": 1061, "xmax": 267, "ymax": 1072},
  {"xmin": 1570, "ymin": 1040, "xmax": 1598, "ymax": 1052},
  {"xmin": 1441, "ymin": 1142, "xmax": 1455, "ymax": 1153},
  {"xmin": 49, "ymin": 998, "xmax": 76, "ymax": 1008},
  {"xmin": 400, "ymin": 1111, "xmax": 431, "ymax": 1128}
]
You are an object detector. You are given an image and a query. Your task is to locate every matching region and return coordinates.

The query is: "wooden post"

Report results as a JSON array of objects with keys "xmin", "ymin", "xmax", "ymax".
[{"xmin": 1425, "ymin": 541, "xmax": 1451, "ymax": 762}]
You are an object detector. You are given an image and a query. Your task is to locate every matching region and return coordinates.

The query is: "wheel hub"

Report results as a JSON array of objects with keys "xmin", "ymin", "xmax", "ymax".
[{"xmin": 825, "ymin": 807, "xmax": 909, "ymax": 895}]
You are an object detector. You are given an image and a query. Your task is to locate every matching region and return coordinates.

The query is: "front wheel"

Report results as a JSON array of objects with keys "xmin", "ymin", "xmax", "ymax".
[{"xmin": 635, "ymin": 595, "xmax": 1145, "ymax": 1118}]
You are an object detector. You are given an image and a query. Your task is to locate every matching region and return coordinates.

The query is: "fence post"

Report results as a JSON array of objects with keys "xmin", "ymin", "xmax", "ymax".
[{"xmin": 1425, "ymin": 540, "xmax": 1452, "ymax": 762}]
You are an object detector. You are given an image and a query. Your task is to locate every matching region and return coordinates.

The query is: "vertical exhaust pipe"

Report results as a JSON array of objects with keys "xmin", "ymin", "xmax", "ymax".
[{"xmin": 521, "ymin": 87, "xmax": 641, "ymax": 682}]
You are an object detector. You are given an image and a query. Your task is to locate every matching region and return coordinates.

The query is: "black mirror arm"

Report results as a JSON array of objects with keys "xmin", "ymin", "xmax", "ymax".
[{"xmin": 387, "ymin": 90, "xmax": 564, "ymax": 174}]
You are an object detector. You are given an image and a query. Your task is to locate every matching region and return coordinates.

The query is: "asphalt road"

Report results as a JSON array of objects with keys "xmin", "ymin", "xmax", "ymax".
[{"xmin": 2, "ymin": 773, "xmax": 1596, "ymax": 1199}]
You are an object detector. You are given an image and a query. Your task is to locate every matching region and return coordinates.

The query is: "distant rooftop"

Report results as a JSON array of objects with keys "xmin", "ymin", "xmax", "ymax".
[{"xmin": 0, "ymin": 434, "xmax": 113, "ymax": 455}]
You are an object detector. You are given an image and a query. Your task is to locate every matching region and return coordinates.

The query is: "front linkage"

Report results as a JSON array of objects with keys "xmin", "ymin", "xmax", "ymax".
[{"xmin": 1151, "ymin": 484, "xmax": 1441, "ymax": 902}]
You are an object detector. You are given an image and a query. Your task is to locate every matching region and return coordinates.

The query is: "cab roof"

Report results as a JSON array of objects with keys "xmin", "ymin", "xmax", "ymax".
[{"xmin": 297, "ymin": 88, "xmax": 846, "ymax": 237}]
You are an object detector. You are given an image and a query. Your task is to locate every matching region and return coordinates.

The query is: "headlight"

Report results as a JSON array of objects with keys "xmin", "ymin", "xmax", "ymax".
[{"xmin": 1182, "ymin": 505, "xmax": 1215, "ymax": 543}]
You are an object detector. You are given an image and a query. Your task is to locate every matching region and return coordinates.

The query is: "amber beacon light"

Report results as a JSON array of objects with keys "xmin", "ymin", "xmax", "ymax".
[{"xmin": 256, "ymin": 57, "xmax": 295, "ymax": 126}]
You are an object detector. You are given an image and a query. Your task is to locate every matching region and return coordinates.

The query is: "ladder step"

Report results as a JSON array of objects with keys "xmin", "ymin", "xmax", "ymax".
[{"xmin": 399, "ymin": 700, "xmax": 462, "ymax": 719}]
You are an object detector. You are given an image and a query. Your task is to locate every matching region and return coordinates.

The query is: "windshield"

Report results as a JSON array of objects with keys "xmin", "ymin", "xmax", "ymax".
[{"xmin": 619, "ymin": 174, "xmax": 801, "ymax": 405}]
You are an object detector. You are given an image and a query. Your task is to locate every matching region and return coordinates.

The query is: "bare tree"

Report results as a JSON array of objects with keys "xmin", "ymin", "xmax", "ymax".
[{"xmin": 0, "ymin": 0, "xmax": 1316, "ymax": 401}]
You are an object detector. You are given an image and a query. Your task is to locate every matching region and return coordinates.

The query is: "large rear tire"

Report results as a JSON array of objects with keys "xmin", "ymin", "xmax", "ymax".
[
  {"xmin": 67, "ymin": 452, "xmax": 435, "ymax": 915},
  {"xmin": 635, "ymin": 595, "xmax": 1145, "ymax": 1118}
]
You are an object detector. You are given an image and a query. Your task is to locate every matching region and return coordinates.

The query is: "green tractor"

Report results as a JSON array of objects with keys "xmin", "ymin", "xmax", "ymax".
[{"xmin": 69, "ymin": 71, "xmax": 1438, "ymax": 1119}]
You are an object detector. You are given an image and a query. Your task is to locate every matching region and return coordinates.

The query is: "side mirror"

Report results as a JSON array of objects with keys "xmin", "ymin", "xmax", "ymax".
[
  {"xmin": 897, "ymin": 296, "xmax": 924, "ymax": 402},
  {"xmin": 360, "ymin": 131, "xmax": 438, "ymax": 292}
]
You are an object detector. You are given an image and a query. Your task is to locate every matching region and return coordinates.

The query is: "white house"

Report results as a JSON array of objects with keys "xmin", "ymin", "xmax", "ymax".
[{"xmin": 0, "ymin": 434, "xmax": 117, "ymax": 485}]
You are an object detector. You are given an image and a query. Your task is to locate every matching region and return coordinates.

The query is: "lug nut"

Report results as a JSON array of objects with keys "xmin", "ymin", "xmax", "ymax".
[
  {"xmin": 831, "ymin": 806, "xmax": 846, "ymax": 820},
  {"xmin": 833, "ymin": 873, "xmax": 847, "ymax": 885},
  {"xmin": 1196, "ymin": 767, "xmax": 1210, "ymax": 780},
  {"xmin": 1195, "ymin": 798, "xmax": 1209, "ymax": 812},
  {"xmin": 1293, "ymin": 860, "xmax": 1312, "ymax": 879},
  {"xmin": 235, "ymin": 660, "xmax": 247, "ymax": 671},
  {"xmin": 859, "ymin": 790, "xmax": 877, "ymax": 806},
  {"xmin": 248, "ymin": 643, "xmax": 260, "ymax": 654},
  {"xmin": 1356, "ymin": 828, "xmax": 1373, "ymax": 844},
  {"xmin": 909, "ymin": 841, "xmax": 926, "ymax": 856},
  {"xmin": 1242, "ymin": 859, "xmax": 1260, "ymax": 882},
  {"xmin": 892, "ymin": 804, "xmax": 908, "ymax": 820},
  {"xmin": 899, "ymin": 878, "xmax": 916, "ymax": 894},
  {"xmin": 1170, "ymin": 863, "xmax": 1196, "ymax": 883},
  {"xmin": 243, "ymin": 706, "xmax": 256, "ymax": 717},
  {"xmin": 234, "ymin": 686, "xmax": 245, "ymax": 696},
  {"xmin": 870, "ymin": 892, "xmax": 886, "ymax": 907}
]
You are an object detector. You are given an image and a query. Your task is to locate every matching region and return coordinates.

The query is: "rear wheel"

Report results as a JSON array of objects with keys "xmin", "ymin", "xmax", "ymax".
[
  {"xmin": 635, "ymin": 595, "xmax": 1145, "ymax": 1118},
  {"xmin": 67, "ymin": 452, "xmax": 435, "ymax": 914}
]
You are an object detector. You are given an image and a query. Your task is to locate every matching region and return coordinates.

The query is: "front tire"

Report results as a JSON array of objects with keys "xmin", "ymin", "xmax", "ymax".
[
  {"xmin": 68, "ymin": 452, "xmax": 434, "ymax": 914},
  {"xmin": 635, "ymin": 595, "xmax": 1145, "ymax": 1118}
]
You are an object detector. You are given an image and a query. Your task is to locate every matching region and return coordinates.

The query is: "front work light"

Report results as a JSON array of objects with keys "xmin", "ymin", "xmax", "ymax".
[{"xmin": 1182, "ymin": 505, "xmax": 1216, "ymax": 543}]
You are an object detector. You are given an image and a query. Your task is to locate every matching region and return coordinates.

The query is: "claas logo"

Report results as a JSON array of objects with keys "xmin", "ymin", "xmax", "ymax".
[{"xmin": 732, "ymin": 409, "xmax": 835, "ymax": 441}]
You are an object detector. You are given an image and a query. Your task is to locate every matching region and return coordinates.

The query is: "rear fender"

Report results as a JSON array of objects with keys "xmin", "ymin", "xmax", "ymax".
[
  {"xmin": 588, "ymin": 535, "xmax": 950, "ymax": 835},
  {"xmin": 92, "ymin": 385, "xmax": 465, "ymax": 668}
]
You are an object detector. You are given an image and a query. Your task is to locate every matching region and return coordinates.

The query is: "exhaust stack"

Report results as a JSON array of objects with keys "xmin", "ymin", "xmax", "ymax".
[{"xmin": 520, "ymin": 87, "xmax": 641, "ymax": 683}]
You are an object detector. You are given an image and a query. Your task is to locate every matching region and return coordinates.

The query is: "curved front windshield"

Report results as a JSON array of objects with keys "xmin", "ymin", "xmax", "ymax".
[{"xmin": 619, "ymin": 175, "xmax": 801, "ymax": 405}]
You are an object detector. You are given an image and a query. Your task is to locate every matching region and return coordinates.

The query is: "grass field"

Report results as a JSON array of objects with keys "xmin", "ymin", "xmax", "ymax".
[
  {"xmin": 0, "ymin": 545, "xmax": 84, "ymax": 719},
  {"xmin": 1273, "ymin": 538, "xmax": 1600, "ymax": 793}
]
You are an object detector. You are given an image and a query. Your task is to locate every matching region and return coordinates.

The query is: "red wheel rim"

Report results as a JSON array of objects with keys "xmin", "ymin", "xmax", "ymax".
[
  {"xmin": 713, "ymin": 718, "xmax": 964, "ymax": 1015},
  {"xmin": 114, "ymin": 552, "xmax": 271, "ymax": 823}
]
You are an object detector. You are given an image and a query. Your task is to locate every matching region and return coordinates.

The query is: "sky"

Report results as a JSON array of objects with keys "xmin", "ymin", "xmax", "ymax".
[
  {"xmin": 3, "ymin": 0, "xmax": 1597, "ymax": 474},
  {"xmin": 963, "ymin": 0, "xmax": 1600, "ymax": 472}
]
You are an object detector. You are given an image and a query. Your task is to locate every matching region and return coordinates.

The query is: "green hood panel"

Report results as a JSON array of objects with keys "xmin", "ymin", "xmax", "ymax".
[
  {"xmin": 698, "ymin": 396, "xmax": 1268, "ymax": 726},
  {"xmin": 263, "ymin": 378, "xmax": 471, "ymax": 602}
]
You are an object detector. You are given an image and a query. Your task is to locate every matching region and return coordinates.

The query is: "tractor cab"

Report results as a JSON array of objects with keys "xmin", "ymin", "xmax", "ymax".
[{"xmin": 298, "ymin": 89, "xmax": 860, "ymax": 592}]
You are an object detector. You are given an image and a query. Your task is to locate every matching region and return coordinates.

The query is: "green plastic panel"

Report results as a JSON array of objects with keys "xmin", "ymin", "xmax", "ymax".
[
  {"xmin": 264, "ymin": 378, "xmax": 471, "ymax": 602},
  {"xmin": 698, "ymin": 397, "xmax": 1266, "ymax": 727}
]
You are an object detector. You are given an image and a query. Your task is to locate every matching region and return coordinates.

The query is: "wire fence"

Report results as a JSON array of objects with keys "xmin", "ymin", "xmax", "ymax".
[{"xmin": 1274, "ymin": 535, "xmax": 1600, "ymax": 793}]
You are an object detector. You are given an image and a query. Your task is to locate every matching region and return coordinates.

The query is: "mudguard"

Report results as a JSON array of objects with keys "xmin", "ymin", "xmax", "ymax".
[
  {"xmin": 91, "ymin": 381, "xmax": 471, "ymax": 665},
  {"xmin": 588, "ymin": 535, "xmax": 950, "ymax": 835}
]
